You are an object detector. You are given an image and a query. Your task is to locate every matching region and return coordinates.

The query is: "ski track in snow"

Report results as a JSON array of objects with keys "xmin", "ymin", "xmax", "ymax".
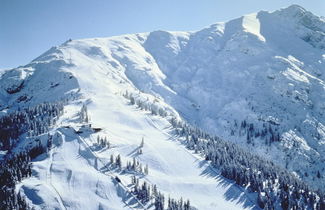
[
  {"xmin": 75, "ymin": 132, "xmax": 146, "ymax": 210},
  {"xmin": 46, "ymin": 132, "xmax": 67, "ymax": 210}
]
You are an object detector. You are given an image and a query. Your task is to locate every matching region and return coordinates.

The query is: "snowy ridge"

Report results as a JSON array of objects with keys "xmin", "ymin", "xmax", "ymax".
[
  {"xmin": 1, "ymin": 4, "xmax": 325, "ymax": 210},
  {"xmin": 242, "ymin": 13, "xmax": 265, "ymax": 42}
]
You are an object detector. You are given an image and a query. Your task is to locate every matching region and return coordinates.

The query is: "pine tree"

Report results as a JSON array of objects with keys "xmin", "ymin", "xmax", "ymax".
[
  {"xmin": 140, "ymin": 137, "xmax": 144, "ymax": 148},
  {"xmin": 144, "ymin": 164, "xmax": 149, "ymax": 175},
  {"xmin": 154, "ymin": 192, "xmax": 165, "ymax": 210},
  {"xmin": 110, "ymin": 154, "xmax": 114, "ymax": 165},
  {"xmin": 116, "ymin": 154, "xmax": 122, "ymax": 169}
]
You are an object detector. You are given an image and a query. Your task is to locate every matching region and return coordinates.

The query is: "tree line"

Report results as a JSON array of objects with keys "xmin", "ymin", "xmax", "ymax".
[
  {"xmin": 231, "ymin": 119, "xmax": 281, "ymax": 146},
  {"xmin": 130, "ymin": 176, "xmax": 192, "ymax": 210},
  {"xmin": 0, "ymin": 101, "xmax": 63, "ymax": 209},
  {"xmin": 124, "ymin": 90, "xmax": 325, "ymax": 209},
  {"xmin": 123, "ymin": 91, "xmax": 168, "ymax": 118},
  {"xmin": 171, "ymin": 118, "xmax": 325, "ymax": 209},
  {"xmin": 0, "ymin": 102, "xmax": 64, "ymax": 150},
  {"xmin": 0, "ymin": 134, "xmax": 53, "ymax": 209}
]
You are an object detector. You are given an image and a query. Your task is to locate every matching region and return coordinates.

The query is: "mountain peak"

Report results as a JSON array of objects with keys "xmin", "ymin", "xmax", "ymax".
[
  {"xmin": 274, "ymin": 4, "xmax": 311, "ymax": 19},
  {"xmin": 281, "ymin": 4, "xmax": 306, "ymax": 14}
]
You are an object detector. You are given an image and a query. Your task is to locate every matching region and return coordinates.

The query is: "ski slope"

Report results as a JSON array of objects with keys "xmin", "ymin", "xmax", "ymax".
[
  {"xmin": 0, "ymin": 4, "xmax": 324, "ymax": 210},
  {"xmin": 17, "ymin": 94, "xmax": 258, "ymax": 209},
  {"xmin": 12, "ymin": 33, "xmax": 259, "ymax": 209}
]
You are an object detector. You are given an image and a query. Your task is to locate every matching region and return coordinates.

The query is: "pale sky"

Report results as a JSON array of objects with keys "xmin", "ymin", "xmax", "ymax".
[{"xmin": 1, "ymin": 0, "xmax": 324, "ymax": 69}]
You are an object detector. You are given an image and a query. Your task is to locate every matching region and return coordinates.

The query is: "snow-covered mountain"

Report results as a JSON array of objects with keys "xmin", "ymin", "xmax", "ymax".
[{"xmin": 1, "ymin": 4, "xmax": 325, "ymax": 210}]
